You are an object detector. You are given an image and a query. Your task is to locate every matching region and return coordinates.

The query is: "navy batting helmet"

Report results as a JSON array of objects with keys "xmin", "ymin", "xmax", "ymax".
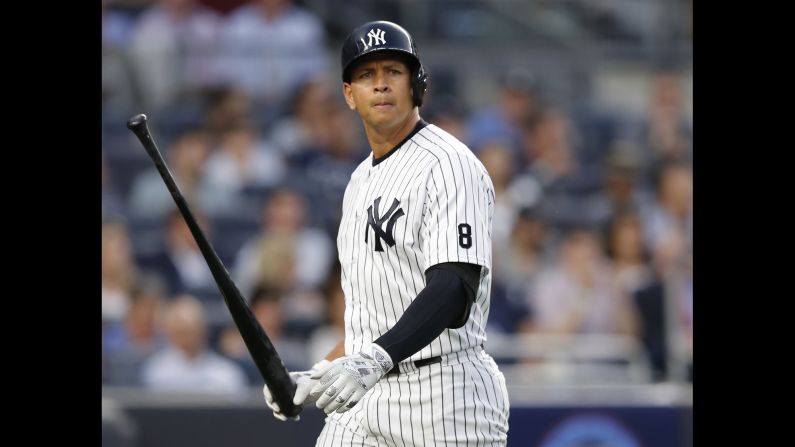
[{"xmin": 341, "ymin": 20, "xmax": 429, "ymax": 107}]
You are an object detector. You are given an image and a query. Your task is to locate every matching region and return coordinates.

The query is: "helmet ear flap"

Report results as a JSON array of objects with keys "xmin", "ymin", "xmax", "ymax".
[{"xmin": 412, "ymin": 65, "xmax": 428, "ymax": 107}]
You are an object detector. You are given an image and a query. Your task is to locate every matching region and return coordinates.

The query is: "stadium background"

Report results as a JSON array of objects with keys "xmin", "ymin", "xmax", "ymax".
[{"xmin": 101, "ymin": 0, "xmax": 693, "ymax": 445}]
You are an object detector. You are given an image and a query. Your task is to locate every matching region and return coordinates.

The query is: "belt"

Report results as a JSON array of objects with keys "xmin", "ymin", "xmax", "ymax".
[{"xmin": 386, "ymin": 356, "xmax": 441, "ymax": 376}]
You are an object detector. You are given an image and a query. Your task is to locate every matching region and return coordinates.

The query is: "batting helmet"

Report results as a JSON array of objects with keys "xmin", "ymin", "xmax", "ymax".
[{"xmin": 341, "ymin": 20, "xmax": 429, "ymax": 107}]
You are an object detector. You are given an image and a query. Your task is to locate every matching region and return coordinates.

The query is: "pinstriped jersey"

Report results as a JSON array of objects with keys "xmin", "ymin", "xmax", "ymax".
[{"xmin": 337, "ymin": 121, "xmax": 495, "ymax": 363}]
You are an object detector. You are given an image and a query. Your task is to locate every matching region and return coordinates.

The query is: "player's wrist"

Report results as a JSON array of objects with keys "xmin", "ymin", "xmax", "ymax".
[{"xmin": 361, "ymin": 343, "xmax": 394, "ymax": 376}]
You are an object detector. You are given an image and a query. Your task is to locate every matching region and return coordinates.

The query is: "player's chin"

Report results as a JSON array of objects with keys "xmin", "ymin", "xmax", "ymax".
[
  {"xmin": 364, "ymin": 118, "xmax": 387, "ymax": 130},
  {"xmin": 367, "ymin": 110, "xmax": 400, "ymax": 127},
  {"xmin": 368, "ymin": 108, "xmax": 396, "ymax": 122}
]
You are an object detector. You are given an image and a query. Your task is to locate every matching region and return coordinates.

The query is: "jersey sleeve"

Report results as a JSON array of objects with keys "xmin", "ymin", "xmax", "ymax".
[{"xmin": 421, "ymin": 153, "xmax": 493, "ymax": 273}]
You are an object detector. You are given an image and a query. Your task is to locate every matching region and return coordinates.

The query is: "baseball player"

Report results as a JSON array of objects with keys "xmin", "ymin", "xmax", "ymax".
[{"xmin": 263, "ymin": 20, "xmax": 510, "ymax": 445}]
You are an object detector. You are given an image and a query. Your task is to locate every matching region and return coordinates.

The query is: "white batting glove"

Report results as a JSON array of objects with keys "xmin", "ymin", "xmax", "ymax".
[
  {"xmin": 309, "ymin": 344, "xmax": 394, "ymax": 414},
  {"xmin": 262, "ymin": 359, "xmax": 332, "ymax": 421}
]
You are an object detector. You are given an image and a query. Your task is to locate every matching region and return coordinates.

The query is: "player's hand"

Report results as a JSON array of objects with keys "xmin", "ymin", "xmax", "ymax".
[
  {"xmin": 262, "ymin": 359, "xmax": 332, "ymax": 421},
  {"xmin": 309, "ymin": 344, "xmax": 393, "ymax": 414}
]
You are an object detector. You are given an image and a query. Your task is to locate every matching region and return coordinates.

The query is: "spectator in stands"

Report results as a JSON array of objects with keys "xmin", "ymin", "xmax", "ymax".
[
  {"xmin": 528, "ymin": 226, "xmax": 638, "ymax": 336},
  {"xmin": 477, "ymin": 141, "xmax": 537, "ymax": 258},
  {"xmin": 103, "ymin": 219, "xmax": 138, "ymax": 324},
  {"xmin": 634, "ymin": 162, "xmax": 693, "ymax": 381},
  {"xmin": 467, "ymin": 68, "xmax": 538, "ymax": 155},
  {"xmin": 217, "ymin": 283, "xmax": 308, "ymax": 382},
  {"xmin": 128, "ymin": 130, "xmax": 213, "ymax": 220},
  {"xmin": 201, "ymin": 122, "xmax": 288, "ymax": 215},
  {"xmin": 604, "ymin": 211, "xmax": 652, "ymax": 299},
  {"xmin": 141, "ymin": 295, "xmax": 248, "ymax": 393},
  {"xmin": 633, "ymin": 139, "xmax": 697, "ymax": 359},
  {"xmin": 218, "ymin": 0, "xmax": 328, "ymax": 105},
  {"xmin": 268, "ymin": 75, "xmax": 335, "ymax": 158},
  {"xmin": 589, "ymin": 144, "xmax": 655, "ymax": 227},
  {"xmin": 521, "ymin": 106, "xmax": 578, "ymax": 184},
  {"xmin": 287, "ymin": 101, "xmax": 368, "ymax": 237},
  {"xmin": 487, "ymin": 207, "xmax": 545, "ymax": 334},
  {"xmin": 637, "ymin": 70, "xmax": 692, "ymax": 182},
  {"xmin": 498, "ymin": 206, "xmax": 548, "ymax": 288},
  {"xmin": 233, "ymin": 187, "xmax": 333, "ymax": 298},
  {"xmin": 200, "ymin": 86, "xmax": 253, "ymax": 147},
  {"xmin": 232, "ymin": 189, "xmax": 331, "ymax": 338},
  {"xmin": 137, "ymin": 208, "xmax": 215, "ymax": 296},
  {"xmin": 633, "ymin": 226, "xmax": 692, "ymax": 381},
  {"xmin": 519, "ymin": 106, "xmax": 602, "ymax": 229},
  {"xmin": 127, "ymin": 0, "xmax": 223, "ymax": 109},
  {"xmin": 643, "ymin": 161, "xmax": 692, "ymax": 250},
  {"xmin": 478, "ymin": 140, "xmax": 545, "ymax": 335},
  {"xmin": 103, "ymin": 275, "xmax": 168, "ymax": 385}
]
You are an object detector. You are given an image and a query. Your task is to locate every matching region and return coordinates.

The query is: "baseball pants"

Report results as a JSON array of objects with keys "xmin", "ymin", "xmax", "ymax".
[{"xmin": 316, "ymin": 345, "xmax": 510, "ymax": 446}]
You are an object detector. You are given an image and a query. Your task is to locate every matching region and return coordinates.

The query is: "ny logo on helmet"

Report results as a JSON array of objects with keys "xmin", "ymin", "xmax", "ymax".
[{"xmin": 360, "ymin": 28, "xmax": 386, "ymax": 51}]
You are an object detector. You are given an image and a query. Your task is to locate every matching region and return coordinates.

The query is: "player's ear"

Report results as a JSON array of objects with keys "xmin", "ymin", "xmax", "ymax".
[{"xmin": 343, "ymin": 83, "xmax": 357, "ymax": 111}]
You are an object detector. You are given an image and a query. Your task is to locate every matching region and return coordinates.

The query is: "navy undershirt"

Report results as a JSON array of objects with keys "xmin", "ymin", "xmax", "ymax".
[{"xmin": 373, "ymin": 262, "xmax": 481, "ymax": 364}]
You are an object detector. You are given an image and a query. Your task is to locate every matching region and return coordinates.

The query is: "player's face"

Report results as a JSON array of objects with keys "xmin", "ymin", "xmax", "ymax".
[{"xmin": 343, "ymin": 54, "xmax": 414, "ymax": 131}]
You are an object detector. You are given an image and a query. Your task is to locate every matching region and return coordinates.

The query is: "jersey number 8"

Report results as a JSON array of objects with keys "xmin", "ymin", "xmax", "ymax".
[{"xmin": 458, "ymin": 223, "xmax": 472, "ymax": 249}]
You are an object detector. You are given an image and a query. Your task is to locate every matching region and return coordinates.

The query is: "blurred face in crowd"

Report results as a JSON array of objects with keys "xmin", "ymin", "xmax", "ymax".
[
  {"xmin": 501, "ymin": 87, "xmax": 533, "ymax": 126},
  {"xmin": 653, "ymin": 229, "xmax": 686, "ymax": 274},
  {"xmin": 170, "ymin": 133, "xmax": 209, "ymax": 178},
  {"xmin": 257, "ymin": 236, "xmax": 298, "ymax": 290},
  {"xmin": 207, "ymin": 89, "xmax": 251, "ymax": 131},
  {"xmin": 264, "ymin": 190, "xmax": 306, "ymax": 233},
  {"xmin": 295, "ymin": 78, "xmax": 333, "ymax": 121},
  {"xmin": 562, "ymin": 230, "xmax": 600, "ymax": 283},
  {"xmin": 510, "ymin": 213, "xmax": 544, "ymax": 251},
  {"xmin": 253, "ymin": 294, "xmax": 283, "ymax": 338},
  {"xmin": 344, "ymin": 53, "xmax": 416, "ymax": 133},
  {"xmin": 652, "ymin": 72, "xmax": 683, "ymax": 113},
  {"xmin": 605, "ymin": 171, "xmax": 635, "ymax": 203},
  {"xmin": 167, "ymin": 211, "xmax": 208, "ymax": 251},
  {"xmin": 524, "ymin": 109, "xmax": 574, "ymax": 173},
  {"xmin": 478, "ymin": 143, "xmax": 515, "ymax": 192},
  {"xmin": 126, "ymin": 291, "xmax": 162, "ymax": 344},
  {"xmin": 535, "ymin": 110, "xmax": 570, "ymax": 153},
  {"xmin": 322, "ymin": 104, "xmax": 360, "ymax": 159},
  {"xmin": 659, "ymin": 164, "xmax": 693, "ymax": 217},
  {"xmin": 164, "ymin": 296, "xmax": 207, "ymax": 358},
  {"xmin": 604, "ymin": 146, "xmax": 640, "ymax": 203},
  {"xmin": 220, "ymin": 126, "xmax": 257, "ymax": 160},
  {"xmin": 609, "ymin": 214, "xmax": 644, "ymax": 264}
]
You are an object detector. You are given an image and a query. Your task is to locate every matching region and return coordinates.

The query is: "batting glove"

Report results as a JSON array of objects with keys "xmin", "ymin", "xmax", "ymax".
[
  {"xmin": 262, "ymin": 359, "xmax": 332, "ymax": 421},
  {"xmin": 310, "ymin": 344, "xmax": 394, "ymax": 414}
]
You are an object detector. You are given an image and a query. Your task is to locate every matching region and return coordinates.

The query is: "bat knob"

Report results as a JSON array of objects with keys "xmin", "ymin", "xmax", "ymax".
[{"xmin": 127, "ymin": 114, "xmax": 148, "ymax": 131}]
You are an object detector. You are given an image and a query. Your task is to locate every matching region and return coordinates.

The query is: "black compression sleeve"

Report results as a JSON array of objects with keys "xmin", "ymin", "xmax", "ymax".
[{"xmin": 373, "ymin": 262, "xmax": 482, "ymax": 364}]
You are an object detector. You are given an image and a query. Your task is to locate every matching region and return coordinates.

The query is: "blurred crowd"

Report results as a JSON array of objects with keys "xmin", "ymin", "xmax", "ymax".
[{"xmin": 102, "ymin": 0, "xmax": 692, "ymax": 392}]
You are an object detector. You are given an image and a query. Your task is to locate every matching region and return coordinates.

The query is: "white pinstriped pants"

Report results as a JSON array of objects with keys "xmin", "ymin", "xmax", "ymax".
[{"xmin": 316, "ymin": 346, "xmax": 509, "ymax": 446}]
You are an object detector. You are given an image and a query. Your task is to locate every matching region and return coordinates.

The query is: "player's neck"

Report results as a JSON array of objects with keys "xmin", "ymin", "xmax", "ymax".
[{"xmin": 365, "ymin": 110, "xmax": 421, "ymax": 159}]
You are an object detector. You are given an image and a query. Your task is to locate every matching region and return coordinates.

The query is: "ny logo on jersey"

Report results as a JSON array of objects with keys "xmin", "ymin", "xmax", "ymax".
[
  {"xmin": 360, "ymin": 28, "xmax": 386, "ymax": 51},
  {"xmin": 365, "ymin": 196, "xmax": 405, "ymax": 252}
]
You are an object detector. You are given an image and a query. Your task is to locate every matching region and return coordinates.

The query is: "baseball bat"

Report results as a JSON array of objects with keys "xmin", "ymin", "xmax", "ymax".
[{"xmin": 126, "ymin": 114, "xmax": 301, "ymax": 418}]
